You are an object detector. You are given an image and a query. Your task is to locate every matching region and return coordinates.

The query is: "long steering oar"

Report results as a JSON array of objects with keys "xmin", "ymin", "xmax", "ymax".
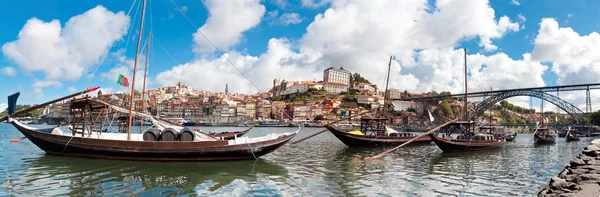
[
  {"xmin": 285, "ymin": 110, "xmax": 375, "ymax": 147},
  {"xmin": 3, "ymin": 87, "xmax": 100, "ymax": 142},
  {"xmin": 1, "ymin": 86, "xmax": 100, "ymax": 122},
  {"xmin": 529, "ymin": 123, "xmax": 541, "ymax": 143},
  {"xmin": 364, "ymin": 118, "xmax": 460, "ymax": 161}
]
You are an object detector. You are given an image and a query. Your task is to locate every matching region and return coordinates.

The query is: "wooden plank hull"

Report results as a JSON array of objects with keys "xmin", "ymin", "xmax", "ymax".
[
  {"xmin": 11, "ymin": 120, "xmax": 297, "ymax": 161},
  {"xmin": 534, "ymin": 135, "xmax": 556, "ymax": 144},
  {"xmin": 429, "ymin": 134, "xmax": 505, "ymax": 152},
  {"xmin": 566, "ymin": 134, "xmax": 580, "ymax": 142},
  {"xmin": 326, "ymin": 125, "xmax": 431, "ymax": 147}
]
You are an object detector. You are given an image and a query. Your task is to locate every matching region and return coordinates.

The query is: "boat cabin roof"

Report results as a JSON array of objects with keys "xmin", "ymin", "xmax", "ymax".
[{"xmin": 70, "ymin": 97, "xmax": 108, "ymax": 110}]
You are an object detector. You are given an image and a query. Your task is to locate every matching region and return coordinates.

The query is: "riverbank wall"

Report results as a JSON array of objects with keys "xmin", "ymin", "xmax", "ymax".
[{"xmin": 538, "ymin": 139, "xmax": 600, "ymax": 197}]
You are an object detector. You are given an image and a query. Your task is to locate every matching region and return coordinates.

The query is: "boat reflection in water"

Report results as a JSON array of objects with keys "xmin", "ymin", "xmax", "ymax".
[{"xmin": 15, "ymin": 155, "xmax": 287, "ymax": 196}]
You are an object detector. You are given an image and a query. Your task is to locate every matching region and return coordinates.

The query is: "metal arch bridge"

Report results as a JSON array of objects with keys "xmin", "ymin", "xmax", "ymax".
[
  {"xmin": 402, "ymin": 83, "xmax": 600, "ymax": 102},
  {"xmin": 467, "ymin": 89, "xmax": 585, "ymax": 121}
]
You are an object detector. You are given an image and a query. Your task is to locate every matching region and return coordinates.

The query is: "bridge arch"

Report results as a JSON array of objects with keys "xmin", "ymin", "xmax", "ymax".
[{"xmin": 469, "ymin": 89, "xmax": 584, "ymax": 122}]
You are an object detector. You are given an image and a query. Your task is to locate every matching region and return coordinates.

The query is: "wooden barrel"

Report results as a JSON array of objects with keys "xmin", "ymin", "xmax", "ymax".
[
  {"xmin": 180, "ymin": 127, "xmax": 195, "ymax": 142},
  {"xmin": 161, "ymin": 128, "xmax": 180, "ymax": 141},
  {"xmin": 143, "ymin": 127, "xmax": 161, "ymax": 141}
]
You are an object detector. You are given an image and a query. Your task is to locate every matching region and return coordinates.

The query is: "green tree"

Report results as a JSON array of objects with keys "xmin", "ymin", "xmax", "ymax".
[
  {"xmin": 440, "ymin": 100, "xmax": 454, "ymax": 118},
  {"xmin": 407, "ymin": 108, "xmax": 416, "ymax": 113},
  {"xmin": 314, "ymin": 115, "xmax": 325, "ymax": 120},
  {"xmin": 590, "ymin": 110, "xmax": 600, "ymax": 126}
]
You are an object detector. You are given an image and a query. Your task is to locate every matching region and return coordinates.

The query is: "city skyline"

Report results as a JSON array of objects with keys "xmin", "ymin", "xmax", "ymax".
[{"xmin": 1, "ymin": 0, "xmax": 599, "ymax": 113}]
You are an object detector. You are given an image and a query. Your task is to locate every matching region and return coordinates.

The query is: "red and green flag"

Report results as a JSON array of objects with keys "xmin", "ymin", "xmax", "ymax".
[{"xmin": 116, "ymin": 74, "xmax": 129, "ymax": 87}]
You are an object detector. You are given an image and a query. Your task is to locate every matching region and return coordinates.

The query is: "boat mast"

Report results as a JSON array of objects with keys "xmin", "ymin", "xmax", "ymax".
[
  {"xmin": 383, "ymin": 56, "xmax": 392, "ymax": 117},
  {"xmin": 463, "ymin": 48, "xmax": 469, "ymax": 135},
  {"xmin": 127, "ymin": 0, "xmax": 147, "ymax": 141},
  {"xmin": 140, "ymin": 31, "xmax": 150, "ymax": 134}
]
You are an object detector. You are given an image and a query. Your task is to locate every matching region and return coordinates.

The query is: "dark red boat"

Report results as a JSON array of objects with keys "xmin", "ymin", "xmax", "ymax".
[
  {"xmin": 6, "ymin": 97, "xmax": 299, "ymax": 162},
  {"xmin": 429, "ymin": 134, "xmax": 506, "ymax": 152},
  {"xmin": 325, "ymin": 118, "xmax": 432, "ymax": 147},
  {"xmin": 429, "ymin": 121, "xmax": 506, "ymax": 152},
  {"xmin": 9, "ymin": 117, "xmax": 298, "ymax": 161},
  {"xmin": 534, "ymin": 128, "xmax": 556, "ymax": 144},
  {"xmin": 565, "ymin": 128, "xmax": 580, "ymax": 142}
]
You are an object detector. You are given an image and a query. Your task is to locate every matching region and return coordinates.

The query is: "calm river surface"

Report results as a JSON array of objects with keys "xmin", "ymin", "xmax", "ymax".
[{"xmin": 0, "ymin": 123, "xmax": 593, "ymax": 196}]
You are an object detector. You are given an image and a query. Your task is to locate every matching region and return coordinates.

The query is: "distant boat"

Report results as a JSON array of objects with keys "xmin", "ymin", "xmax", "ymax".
[
  {"xmin": 534, "ymin": 128, "xmax": 556, "ymax": 144},
  {"xmin": 182, "ymin": 122, "xmax": 196, "ymax": 126},
  {"xmin": 326, "ymin": 118, "xmax": 432, "ymax": 147},
  {"xmin": 429, "ymin": 121, "xmax": 505, "ymax": 152},
  {"xmin": 503, "ymin": 132, "xmax": 517, "ymax": 142},
  {"xmin": 565, "ymin": 127, "xmax": 580, "ymax": 142}
]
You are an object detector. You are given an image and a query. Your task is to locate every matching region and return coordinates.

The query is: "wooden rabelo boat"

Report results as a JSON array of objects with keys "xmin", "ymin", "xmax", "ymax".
[
  {"xmin": 3, "ymin": 0, "xmax": 300, "ymax": 161},
  {"xmin": 429, "ymin": 49, "xmax": 506, "ymax": 152},
  {"xmin": 565, "ymin": 128, "xmax": 580, "ymax": 142},
  {"xmin": 6, "ymin": 96, "xmax": 299, "ymax": 161},
  {"xmin": 429, "ymin": 121, "xmax": 506, "ymax": 152},
  {"xmin": 533, "ymin": 128, "xmax": 556, "ymax": 144},
  {"xmin": 478, "ymin": 125, "xmax": 516, "ymax": 142},
  {"xmin": 503, "ymin": 132, "xmax": 517, "ymax": 142},
  {"xmin": 325, "ymin": 56, "xmax": 432, "ymax": 147},
  {"xmin": 326, "ymin": 118, "xmax": 432, "ymax": 147}
]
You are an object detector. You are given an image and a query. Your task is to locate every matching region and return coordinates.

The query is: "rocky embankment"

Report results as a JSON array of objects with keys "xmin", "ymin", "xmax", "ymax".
[{"xmin": 538, "ymin": 139, "xmax": 600, "ymax": 197}]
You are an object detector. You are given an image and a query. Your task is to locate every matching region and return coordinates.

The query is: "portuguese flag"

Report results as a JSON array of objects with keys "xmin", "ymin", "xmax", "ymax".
[{"xmin": 116, "ymin": 74, "xmax": 129, "ymax": 87}]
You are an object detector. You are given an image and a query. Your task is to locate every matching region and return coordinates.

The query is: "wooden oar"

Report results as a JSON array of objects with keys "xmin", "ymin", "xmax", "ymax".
[
  {"xmin": 10, "ymin": 137, "xmax": 26, "ymax": 142},
  {"xmin": 1, "ymin": 86, "xmax": 100, "ymax": 122},
  {"xmin": 364, "ymin": 117, "xmax": 460, "ymax": 161},
  {"xmin": 285, "ymin": 110, "xmax": 375, "ymax": 147}
]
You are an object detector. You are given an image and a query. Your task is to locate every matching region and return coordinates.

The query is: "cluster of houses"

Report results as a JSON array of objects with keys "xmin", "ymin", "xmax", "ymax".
[{"xmin": 41, "ymin": 67, "xmax": 447, "ymax": 125}]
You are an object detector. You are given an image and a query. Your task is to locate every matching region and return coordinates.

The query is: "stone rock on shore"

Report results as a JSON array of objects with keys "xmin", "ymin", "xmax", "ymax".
[{"xmin": 539, "ymin": 139, "xmax": 600, "ymax": 197}]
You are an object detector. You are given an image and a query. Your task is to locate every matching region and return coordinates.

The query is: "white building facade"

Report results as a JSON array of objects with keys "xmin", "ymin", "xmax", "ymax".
[{"xmin": 323, "ymin": 67, "xmax": 351, "ymax": 85}]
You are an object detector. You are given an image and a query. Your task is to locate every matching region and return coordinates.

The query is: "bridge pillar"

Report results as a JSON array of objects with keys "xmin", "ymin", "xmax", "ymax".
[{"xmin": 586, "ymin": 87, "xmax": 592, "ymax": 113}]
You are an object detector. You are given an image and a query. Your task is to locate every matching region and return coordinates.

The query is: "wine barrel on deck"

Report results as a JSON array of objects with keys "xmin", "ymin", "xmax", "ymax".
[
  {"xmin": 180, "ymin": 127, "xmax": 195, "ymax": 142},
  {"xmin": 143, "ymin": 127, "xmax": 161, "ymax": 141},
  {"xmin": 161, "ymin": 128, "xmax": 180, "ymax": 141}
]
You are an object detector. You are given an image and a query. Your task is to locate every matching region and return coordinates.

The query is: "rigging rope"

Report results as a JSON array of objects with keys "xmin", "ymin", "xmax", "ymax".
[
  {"xmin": 78, "ymin": 0, "xmax": 139, "ymax": 98},
  {"xmin": 168, "ymin": 0, "xmax": 262, "ymax": 93}
]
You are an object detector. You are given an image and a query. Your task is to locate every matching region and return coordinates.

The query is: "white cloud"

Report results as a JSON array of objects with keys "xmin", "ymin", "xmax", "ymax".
[
  {"xmin": 32, "ymin": 80, "xmax": 62, "ymax": 88},
  {"xmin": 0, "ymin": 103, "xmax": 7, "ymax": 113},
  {"xmin": 193, "ymin": 0, "xmax": 265, "ymax": 53},
  {"xmin": 68, "ymin": 86, "xmax": 77, "ymax": 93},
  {"xmin": 531, "ymin": 18, "xmax": 600, "ymax": 78},
  {"xmin": 2, "ymin": 6, "xmax": 129, "ymax": 81},
  {"xmin": 158, "ymin": 38, "xmax": 319, "ymax": 93},
  {"xmin": 181, "ymin": 6, "xmax": 188, "ymax": 13},
  {"xmin": 567, "ymin": 13, "xmax": 573, "ymax": 18},
  {"xmin": 511, "ymin": 0, "xmax": 520, "ymax": 6},
  {"xmin": 267, "ymin": 11, "xmax": 304, "ymax": 26},
  {"xmin": 1, "ymin": 67, "xmax": 17, "ymax": 77},
  {"xmin": 100, "ymin": 50, "xmax": 148, "ymax": 90},
  {"xmin": 278, "ymin": 13, "xmax": 304, "ymax": 26},
  {"xmin": 518, "ymin": 13, "xmax": 526, "ymax": 22},
  {"xmin": 157, "ymin": 0, "xmax": 528, "ymax": 95},
  {"xmin": 273, "ymin": 0, "xmax": 288, "ymax": 9},
  {"xmin": 528, "ymin": 18, "xmax": 600, "ymax": 111},
  {"xmin": 301, "ymin": 0, "xmax": 332, "ymax": 8}
]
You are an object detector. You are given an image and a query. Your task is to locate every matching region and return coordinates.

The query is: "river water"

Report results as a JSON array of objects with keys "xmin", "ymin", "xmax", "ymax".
[{"xmin": 0, "ymin": 123, "xmax": 593, "ymax": 196}]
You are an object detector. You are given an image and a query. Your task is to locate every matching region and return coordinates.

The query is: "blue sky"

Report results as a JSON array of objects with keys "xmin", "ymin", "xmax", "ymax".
[{"xmin": 0, "ymin": 0, "xmax": 599, "ymax": 112}]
